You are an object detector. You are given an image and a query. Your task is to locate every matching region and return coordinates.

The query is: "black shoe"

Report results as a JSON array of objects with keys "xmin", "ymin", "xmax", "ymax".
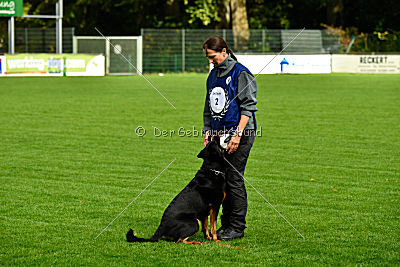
[
  {"xmin": 218, "ymin": 228, "xmax": 244, "ymax": 241},
  {"xmin": 216, "ymin": 226, "xmax": 227, "ymax": 236}
]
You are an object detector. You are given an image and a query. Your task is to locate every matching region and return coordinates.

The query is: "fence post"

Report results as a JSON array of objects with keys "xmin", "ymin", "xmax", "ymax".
[
  {"xmin": 262, "ymin": 29, "xmax": 265, "ymax": 53},
  {"xmin": 223, "ymin": 29, "xmax": 226, "ymax": 41},
  {"xmin": 182, "ymin": 29, "xmax": 185, "ymax": 72},
  {"xmin": 42, "ymin": 29, "xmax": 46, "ymax": 53},
  {"xmin": 25, "ymin": 28, "xmax": 28, "ymax": 53},
  {"xmin": 174, "ymin": 54, "xmax": 178, "ymax": 73},
  {"xmin": 72, "ymin": 36, "xmax": 77, "ymax": 53}
]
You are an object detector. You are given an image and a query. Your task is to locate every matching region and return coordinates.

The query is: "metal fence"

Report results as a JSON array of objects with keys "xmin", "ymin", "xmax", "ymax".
[
  {"xmin": 2, "ymin": 27, "xmax": 75, "ymax": 53},
  {"xmin": 141, "ymin": 29, "xmax": 341, "ymax": 73}
]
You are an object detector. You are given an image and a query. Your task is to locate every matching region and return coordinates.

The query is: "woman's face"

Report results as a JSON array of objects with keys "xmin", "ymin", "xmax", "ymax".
[{"xmin": 204, "ymin": 48, "xmax": 227, "ymax": 66}]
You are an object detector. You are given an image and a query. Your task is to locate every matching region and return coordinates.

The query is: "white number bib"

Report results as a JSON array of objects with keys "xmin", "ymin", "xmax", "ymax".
[{"xmin": 209, "ymin": 87, "xmax": 226, "ymax": 114}]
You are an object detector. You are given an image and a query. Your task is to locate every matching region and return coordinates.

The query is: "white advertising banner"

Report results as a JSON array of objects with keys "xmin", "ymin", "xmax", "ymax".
[
  {"xmin": 1, "ymin": 54, "xmax": 105, "ymax": 77},
  {"xmin": 234, "ymin": 54, "xmax": 332, "ymax": 74},
  {"xmin": 332, "ymin": 54, "xmax": 400, "ymax": 74},
  {"xmin": 0, "ymin": 56, "xmax": 5, "ymax": 76},
  {"xmin": 65, "ymin": 55, "xmax": 105, "ymax": 76}
]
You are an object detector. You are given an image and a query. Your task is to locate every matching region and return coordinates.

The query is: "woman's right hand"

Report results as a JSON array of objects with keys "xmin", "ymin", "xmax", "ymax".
[{"xmin": 204, "ymin": 130, "xmax": 210, "ymax": 146}]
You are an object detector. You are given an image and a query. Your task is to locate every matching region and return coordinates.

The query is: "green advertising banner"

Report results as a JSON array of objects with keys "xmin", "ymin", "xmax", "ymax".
[
  {"xmin": 4, "ymin": 54, "xmax": 105, "ymax": 76},
  {"xmin": 0, "ymin": 0, "xmax": 23, "ymax": 17}
]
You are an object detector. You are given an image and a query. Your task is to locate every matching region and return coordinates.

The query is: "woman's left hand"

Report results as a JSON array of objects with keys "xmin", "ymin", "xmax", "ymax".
[{"xmin": 226, "ymin": 134, "xmax": 241, "ymax": 154}]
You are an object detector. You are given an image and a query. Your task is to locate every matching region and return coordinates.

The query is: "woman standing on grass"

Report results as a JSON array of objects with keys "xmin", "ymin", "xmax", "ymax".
[{"xmin": 202, "ymin": 36, "xmax": 258, "ymax": 241}]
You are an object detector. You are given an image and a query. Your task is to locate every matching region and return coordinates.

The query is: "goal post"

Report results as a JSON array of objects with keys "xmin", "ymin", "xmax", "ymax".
[{"xmin": 73, "ymin": 36, "xmax": 142, "ymax": 75}]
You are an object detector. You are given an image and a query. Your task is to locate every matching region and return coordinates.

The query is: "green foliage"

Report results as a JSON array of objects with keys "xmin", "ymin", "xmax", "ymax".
[
  {"xmin": 5, "ymin": 0, "xmax": 400, "ymax": 53},
  {"xmin": 369, "ymin": 30, "xmax": 400, "ymax": 52},
  {"xmin": 4, "ymin": 0, "xmax": 400, "ymax": 50},
  {"xmin": 348, "ymin": 31, "xmax": 400, "ymax": 53},
  {"xmin": 248, "ymin": 0, "xmax": 293, "ymax": 29},
  {"xmin": 322, "ymin": 24, "xmax": 400, "ymax": 52},
  {"xmin": 184, "ymin": 0, "xmax": 220, "ymax": 26}
]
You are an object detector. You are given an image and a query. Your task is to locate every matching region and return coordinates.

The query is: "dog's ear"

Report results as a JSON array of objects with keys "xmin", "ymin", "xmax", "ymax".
[{"xmin": 197, "ymin": 143, "xmax": 210, "ymax": 159}]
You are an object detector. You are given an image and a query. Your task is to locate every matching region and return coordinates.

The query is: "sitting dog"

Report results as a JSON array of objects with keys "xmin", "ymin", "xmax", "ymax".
[{"xmin": 126, "ymin": 139, "xmax": 226, "ymax": 244}]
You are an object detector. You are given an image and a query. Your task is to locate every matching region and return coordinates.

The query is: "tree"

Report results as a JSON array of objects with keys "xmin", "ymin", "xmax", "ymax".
[
  {"xmin": 231, "ymin": 0, "xmax": 250, "ymax": 50},
  {"xmin": 216, "ymin": 0, "xmax": 230, "ymax": 29},
  {"xmin": 246, "ymin": 0, "xmax": 293, "ymax": 29},
  {"xmin": 9, "ymin": 0, "xmax": 399, "ymax": 37},
  {"xmin": 183, "ymin": 0, "xmax": 250, "ymax": 50},
  {"xmin": 326, "ymin": 0, "xmax": 344, "ymax": 26}
]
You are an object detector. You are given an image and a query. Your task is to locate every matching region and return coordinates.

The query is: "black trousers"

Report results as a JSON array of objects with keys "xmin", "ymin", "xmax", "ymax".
[{"xmin": 221, "ymin": 130, "xmax": 255, "ymax": 231}]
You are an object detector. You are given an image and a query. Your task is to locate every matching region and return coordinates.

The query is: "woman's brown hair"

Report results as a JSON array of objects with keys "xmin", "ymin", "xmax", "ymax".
[{"xmin": 203, "ymin": 36, "xmax": 237, "ymax": 61}]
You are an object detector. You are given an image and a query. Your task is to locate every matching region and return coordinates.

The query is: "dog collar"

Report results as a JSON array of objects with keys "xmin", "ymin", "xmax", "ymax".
[{"xmin": 209, "ymin": 169, "xmax": 225, "ymax": 177}]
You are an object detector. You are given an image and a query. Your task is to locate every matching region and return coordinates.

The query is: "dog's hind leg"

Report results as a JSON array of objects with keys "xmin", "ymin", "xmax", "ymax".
[{"xmin": 176, "ymin": 219, "xmax": 202, "ymax": 245}]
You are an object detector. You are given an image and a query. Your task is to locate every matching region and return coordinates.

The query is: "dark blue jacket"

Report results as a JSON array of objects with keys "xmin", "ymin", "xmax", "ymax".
[{"xmin": 206, "ymin": 61, "xmax": 256, "ymax": 131}]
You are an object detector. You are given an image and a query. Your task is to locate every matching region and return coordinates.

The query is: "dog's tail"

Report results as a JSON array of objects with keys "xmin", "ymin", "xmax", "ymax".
[{"xmin": 126, "ymin": 226, "xmax": 163, "ymax": 243}]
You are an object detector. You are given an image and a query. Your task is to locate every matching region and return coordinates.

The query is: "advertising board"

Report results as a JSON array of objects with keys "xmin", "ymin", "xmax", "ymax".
[
  {"xmin": 0, "ymin": 0, "xmax": 23, "ymax": 17},
  {"xmin": 3, "ymin": 54, "xmax": 105, "ymax": 76},
  {"xmin": 332, "ymin": 55, "xmax": 400, "ymax": 74},
  {"xmin": 213, "ymin": 54, "xmax": 332, "ymax": 74},
  {"xmin": 0, "ymin": 56, "xmax": 6, "ymax": 75}
]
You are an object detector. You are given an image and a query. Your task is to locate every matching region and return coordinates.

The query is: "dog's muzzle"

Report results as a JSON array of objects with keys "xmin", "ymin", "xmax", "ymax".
[{"xmin": 210, "ymin": 134, "xmax": 232, "ymax": 150}]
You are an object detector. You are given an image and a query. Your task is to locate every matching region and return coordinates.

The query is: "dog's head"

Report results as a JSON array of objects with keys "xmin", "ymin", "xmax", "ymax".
[
  {"xmin": 197, "ymin": 140, "xmax": 224, "ymax": 161},
  {"xmin": 197, "ymin": 140, "xmax": 226, "ymax": 189},
  {"xmin": 197, "ymin": 140, "xmax": 226, "ymax": 175}
]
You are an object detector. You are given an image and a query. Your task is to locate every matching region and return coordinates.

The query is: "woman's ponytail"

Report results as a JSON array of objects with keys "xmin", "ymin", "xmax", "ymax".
[{"xmin": 227, "ymin": 48, "xmax": 237, "ymax": 61}]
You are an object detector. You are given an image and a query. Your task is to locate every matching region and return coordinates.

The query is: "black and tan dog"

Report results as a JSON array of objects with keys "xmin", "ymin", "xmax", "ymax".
[{"xmin": 126, "ymin": 139, "xmax": 226, "ymax": 244}]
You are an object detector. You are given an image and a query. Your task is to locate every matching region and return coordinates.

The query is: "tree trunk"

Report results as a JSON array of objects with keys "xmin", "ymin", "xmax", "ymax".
[
  {"xmin": 216, "ymin": 0, "xmax": 231, "ymax": 29},
  {"xmin": 326, "ymin": 0, "xmax": 344, "ymax": 27},
  {"xmin": 231, "ymin": 0, "xmax": 249, "ymax": 51},
  {"xmin": 166, "ymin": 0, "xmax": 181, "ymax": 19}
]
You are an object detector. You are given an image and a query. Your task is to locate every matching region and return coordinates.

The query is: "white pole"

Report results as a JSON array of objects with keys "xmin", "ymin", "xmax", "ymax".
[
  {"xmin": 105, "ymin": 39, "xmax": 110, "ymax": 75},
  {"xmin": 56, "ymin": 0, "xmax": 63, "ymax": 54},
  {"xmin": 8, "ymin": 17, "xmax": 15, "ymax": 54},
  {"xmin": 137, "ymin": 36, "xmax": 143, "ymax": 74}
]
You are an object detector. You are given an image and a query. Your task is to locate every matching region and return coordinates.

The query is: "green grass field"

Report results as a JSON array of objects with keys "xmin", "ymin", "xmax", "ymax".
[{"xmin": 1, "ymin": 73, "xmax": 399, "ymax": 265}]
